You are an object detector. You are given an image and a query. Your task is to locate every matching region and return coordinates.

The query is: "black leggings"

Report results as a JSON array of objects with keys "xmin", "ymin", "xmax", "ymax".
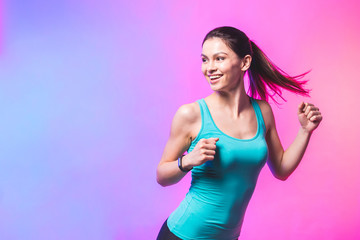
[
  {"xmin": 156, "ymin": 219, "xmax": 239, "ymax": 240},
  {"xmin": 156, "ymin": 219, "xmax": 182, "ymax": 240}
]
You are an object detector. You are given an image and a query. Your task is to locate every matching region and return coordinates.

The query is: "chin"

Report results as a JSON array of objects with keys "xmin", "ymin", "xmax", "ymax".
[{"xmin": 209, "ymin": 85, "xmax": 225, "ymax": 92}]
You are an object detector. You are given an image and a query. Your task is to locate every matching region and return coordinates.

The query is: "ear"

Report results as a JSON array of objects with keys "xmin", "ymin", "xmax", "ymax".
[{"xmin": 241, "ymin": 55, "xmax": 252, "ymax": 71}]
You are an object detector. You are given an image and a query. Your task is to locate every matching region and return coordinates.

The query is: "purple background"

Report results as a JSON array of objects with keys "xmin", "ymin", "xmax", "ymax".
[{"xmin": 0, "ymin": 0, "xmax": 359, "ymax": 239}]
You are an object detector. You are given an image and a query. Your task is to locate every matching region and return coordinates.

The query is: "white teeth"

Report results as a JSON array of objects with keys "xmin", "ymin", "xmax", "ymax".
[{"xmin": 209, "ymin": 75, "xmax": 222, "ymax": 80}]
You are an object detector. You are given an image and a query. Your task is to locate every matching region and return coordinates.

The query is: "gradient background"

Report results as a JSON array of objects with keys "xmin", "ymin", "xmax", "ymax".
[{"xmin": 0, "ymin": 0, "xmax": 359, "ymax": 239}]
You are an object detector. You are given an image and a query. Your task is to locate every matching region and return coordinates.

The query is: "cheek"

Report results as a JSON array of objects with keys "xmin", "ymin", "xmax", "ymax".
[
  {"xmin": 219, "ymin": 63, "xmax": 232, "ymax": 74},
  {"xmin": 201, "ymin": 65, "xmax": 207, "ymax": 75},
  {"xmin": 229, "ymin": 63, "xmax": 242, "ymax": 75}
]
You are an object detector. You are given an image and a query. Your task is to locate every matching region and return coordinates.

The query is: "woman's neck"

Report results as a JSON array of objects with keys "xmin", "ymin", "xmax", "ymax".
[{"xmin": 207, "ymin": 83, "xmax": 251, "ymax": 119}]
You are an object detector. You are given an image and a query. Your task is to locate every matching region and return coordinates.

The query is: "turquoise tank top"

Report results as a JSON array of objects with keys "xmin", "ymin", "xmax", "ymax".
[{"xmin": 167, "ymin": 97, "xmax": 269, "ymax": 240}]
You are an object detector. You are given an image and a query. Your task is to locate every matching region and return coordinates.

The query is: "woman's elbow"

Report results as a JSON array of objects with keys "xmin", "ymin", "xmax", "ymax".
[
  {"xmin": 156, "ymin": 167, "xmax": 172, "ymax": 187},
  {"xmin": 272, "ymin": 169, "xmax": 290, "ymax": 181},
  {"xmin": 156, "ymin": 175, "xmax": 169, "ymax": 187},
  {"xmin": 275, "ymin": 173, "xmax": 289, "ymax": 181},
  {"xmin": 269, "ymin": 163, "xmax": 290, "ymax": 181}
]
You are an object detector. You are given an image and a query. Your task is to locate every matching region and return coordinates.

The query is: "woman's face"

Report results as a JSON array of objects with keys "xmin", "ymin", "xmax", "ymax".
[{"xmin": 201, "ymin": 38, "xmax": 244, "ymax": 92}]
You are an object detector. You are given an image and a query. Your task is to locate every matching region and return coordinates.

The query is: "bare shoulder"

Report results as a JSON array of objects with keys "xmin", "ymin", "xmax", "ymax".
[
  {"xmin": 254, "ymin": 99, "xmax": 275, "ymax": 132},
  {"xmin": 174, "ymin": 102, "xmax": 201, "ymax": 124},
  {"xmin": 171, "ymin": 101, "xmax": 201, "ymax": 140},
  {"xmin": 255, "ymin": 99, "xmax": 273, "ymax": 117}
]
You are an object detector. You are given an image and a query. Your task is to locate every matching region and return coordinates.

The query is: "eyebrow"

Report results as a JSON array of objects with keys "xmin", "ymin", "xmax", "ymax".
[{"xmin": 201, "ymin": 52, "xmax": 228, "ymax": 57}]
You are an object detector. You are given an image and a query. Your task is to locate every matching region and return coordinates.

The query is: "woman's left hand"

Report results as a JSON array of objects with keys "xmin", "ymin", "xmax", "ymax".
[{"xmin": 298, "ymin": 102, "xmax": 323, "ymax": 133}]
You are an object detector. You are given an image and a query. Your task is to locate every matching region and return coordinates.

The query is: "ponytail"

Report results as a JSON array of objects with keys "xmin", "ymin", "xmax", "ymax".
[
  {"xmin": 203, "ymin": 26, "xmax": 310, "ymax": 102},
  {"xmin": 248, "ymin": 40, "xmax": 310, "ymax": 102}
]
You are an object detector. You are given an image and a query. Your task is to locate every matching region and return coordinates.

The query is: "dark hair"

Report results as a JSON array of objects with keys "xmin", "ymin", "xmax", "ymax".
[{"xmin": 202, "ymin": 26, "xmax": 310, "ymax": 102}]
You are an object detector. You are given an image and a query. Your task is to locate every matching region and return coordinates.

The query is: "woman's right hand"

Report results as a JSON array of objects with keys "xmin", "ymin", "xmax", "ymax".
[{"xmin": 182, "ymin": 138, "xmax": 219, "ymax": 169}]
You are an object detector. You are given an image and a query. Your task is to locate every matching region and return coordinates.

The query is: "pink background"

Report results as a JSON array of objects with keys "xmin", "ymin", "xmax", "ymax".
[{"xmin": 0, "ymin": 0, "xmax": 359, "ymax": 239}]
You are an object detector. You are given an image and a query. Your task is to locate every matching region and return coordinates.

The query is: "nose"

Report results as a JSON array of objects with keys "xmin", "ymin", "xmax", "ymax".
[{"xmin": 207, "ymin": 61, "xmax": 217, "ymax": 73}]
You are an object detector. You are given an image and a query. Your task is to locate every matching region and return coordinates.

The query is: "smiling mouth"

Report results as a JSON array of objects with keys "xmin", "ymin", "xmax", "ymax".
[{"xmin": 209, "ymin": 74, "xmax": 223, "ymax": 80}]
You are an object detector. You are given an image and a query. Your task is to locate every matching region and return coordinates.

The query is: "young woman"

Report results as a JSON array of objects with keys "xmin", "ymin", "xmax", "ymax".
[{"xmin": 156, "ymin": 26, "xmax": 322, "ymax": 240}]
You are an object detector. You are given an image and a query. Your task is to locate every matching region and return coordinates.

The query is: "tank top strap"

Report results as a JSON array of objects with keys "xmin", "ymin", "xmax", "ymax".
[
  {"xmin": 196, "ymin": 99, "xmax": 218, "ymax": 131},
  {"xmin": 250, "ymin": 98, "xmax": 266, "ymax": 135}
]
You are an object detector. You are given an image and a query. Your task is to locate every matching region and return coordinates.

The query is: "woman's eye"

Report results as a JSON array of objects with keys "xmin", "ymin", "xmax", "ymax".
[
  {"xmin": 216, "ymin": 57, "xmax": 225, "ymax": 61},
  {"xmin": 201, "ymin": 58, "xmax": 208, "ymax": 63}
]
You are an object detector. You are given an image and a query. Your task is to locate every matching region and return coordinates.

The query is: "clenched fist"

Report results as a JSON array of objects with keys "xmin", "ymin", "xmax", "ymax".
[
  {"xmin": 298, "ymin": 102, "xmax": 322, "ymax": 133},
  {"xmin": 182, "ymin": 138, "xmax": 219, "ymax": 169}
]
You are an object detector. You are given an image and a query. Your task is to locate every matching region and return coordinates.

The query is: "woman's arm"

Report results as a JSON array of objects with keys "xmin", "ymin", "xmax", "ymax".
[
  {"xmin": 156, "ymin": 102, "xmax": 219, "ymax": 187},
  {"xmin": 156, "ymin": 103, "xmax": 198, "ymax": 186},
  {"xmin": 263, "ymin": 101, "xmax": 322, "ymax": 180}
]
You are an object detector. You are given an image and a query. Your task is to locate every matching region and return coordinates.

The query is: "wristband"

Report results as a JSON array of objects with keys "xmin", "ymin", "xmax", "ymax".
[{"xmin": 178, "ymin": 155, "xmax": 192, "ymax": 172}]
